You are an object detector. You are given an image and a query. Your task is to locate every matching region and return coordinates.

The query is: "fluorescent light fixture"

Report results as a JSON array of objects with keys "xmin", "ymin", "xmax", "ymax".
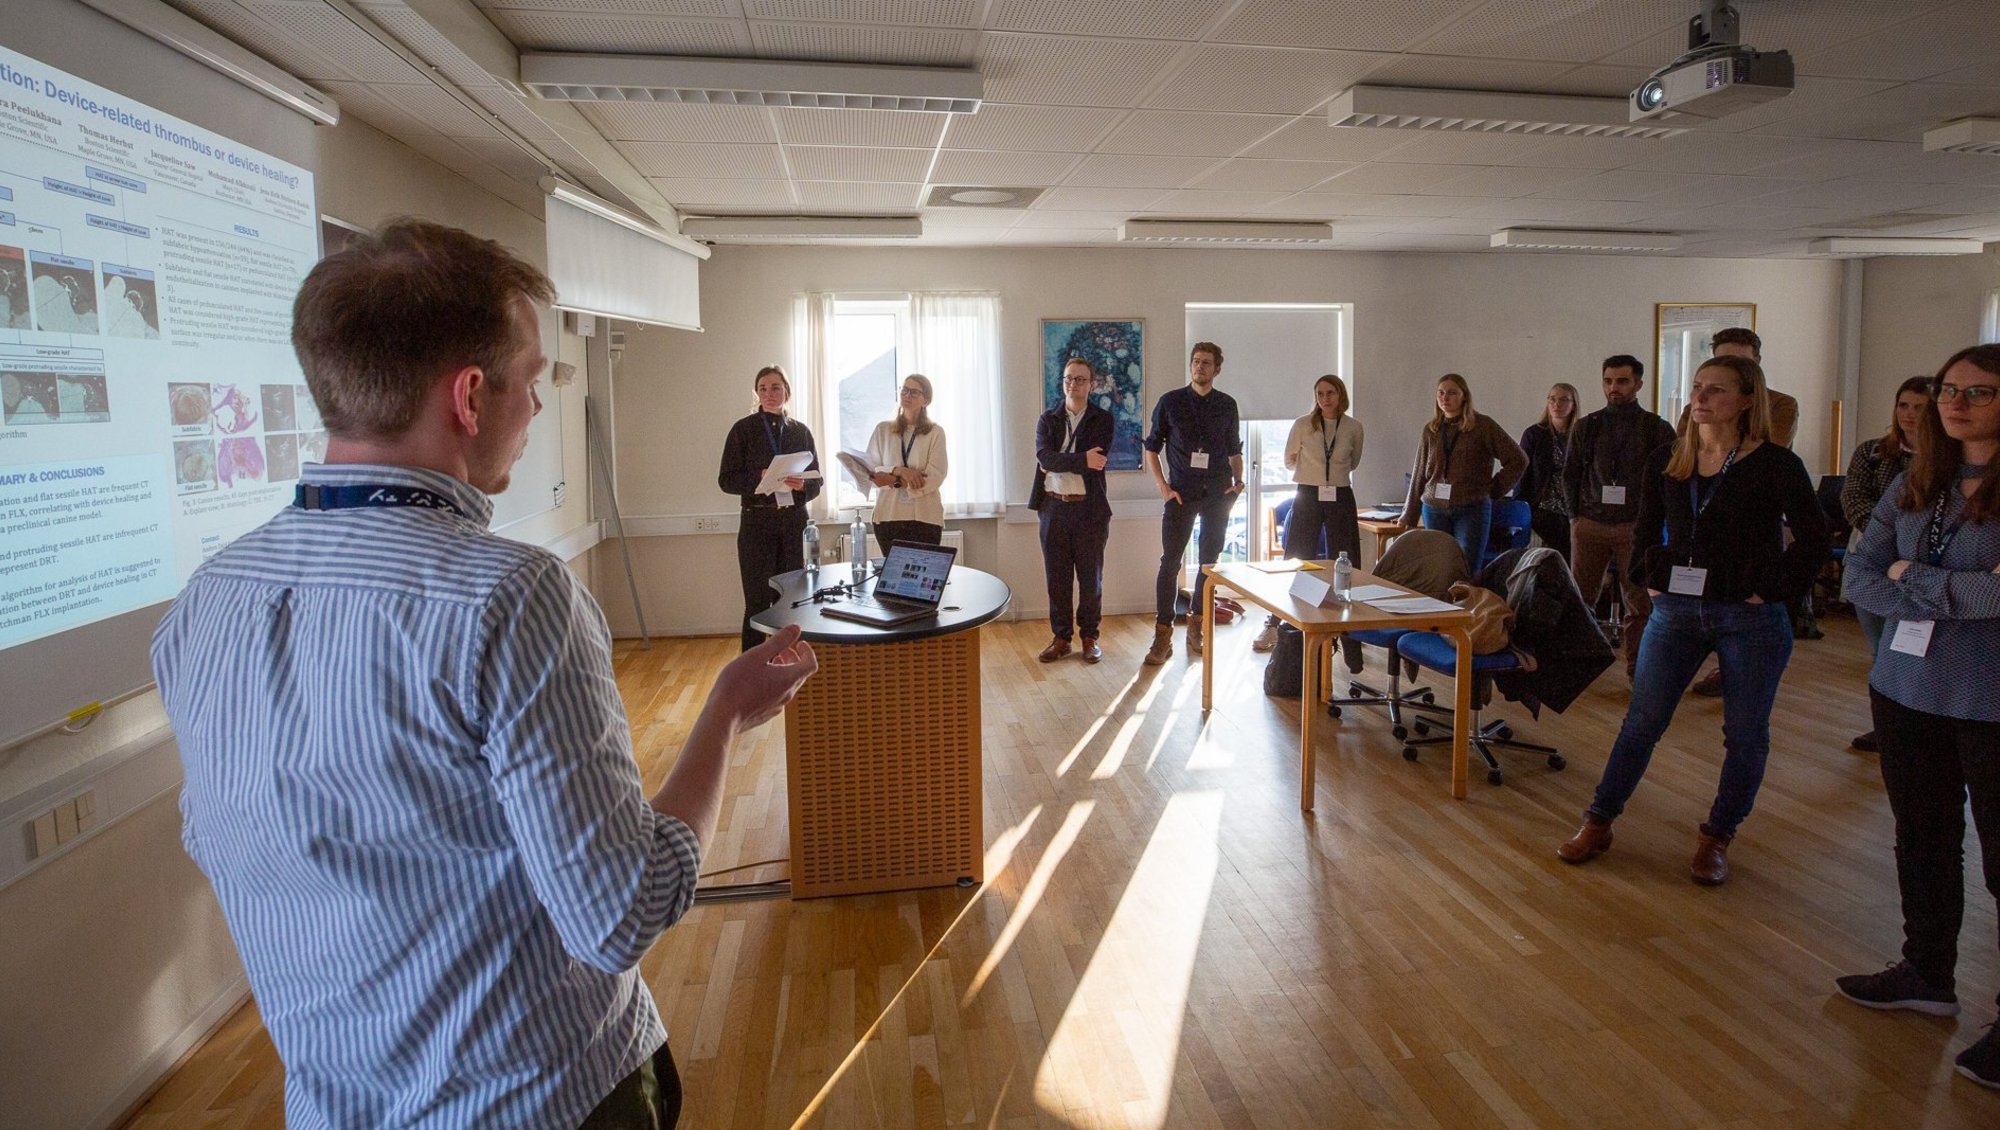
[
  {"xmin": 681, "ymin": 216, "xmax": 923, "ymax": 240},
  {"xmin": 77, "ymin": 0, "xmax": 339, "ymax": 125},
  {"xmin": 1924, "ymin": 118, "xmax": 2000, "ymax": 155},
  {"xmin": 1118, "ymin": 220, "xmax": 1334, "ymax": 244},
  {"xmin": 1805, "ymin": 237, "xmax": 1985, "ymax": 256},
  {"xmin": 520, "ymin": 53, "xmax": 981, "ymax": 113},
  {"xmin": 541, "ymin": 178, "xmax": 711, "ymax": 259},
  {"xmin": 1329, "ymin": 85, "xmax": 1684, "ymax": 140},
  {"xmin": 1491, "ymin": 228, "xmax": 1683, "ymax": 252}
]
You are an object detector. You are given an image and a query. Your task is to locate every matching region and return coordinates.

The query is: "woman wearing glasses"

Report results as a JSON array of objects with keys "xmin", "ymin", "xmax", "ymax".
[
  {"xmin": 866, "ymin": 373, "xmax": 950, "ymax": 547},
  {"xmin": 1839, "ymin": 375, "xmax": 1933, "ymax": 751},
  {"xmin": 1834, "ymin": 346, "xmax": 2000, "ymax": 1089}
]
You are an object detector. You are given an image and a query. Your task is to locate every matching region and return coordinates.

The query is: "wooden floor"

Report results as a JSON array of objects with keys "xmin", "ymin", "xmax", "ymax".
[{"xmin": 126, "ymin": 612, "xmax": 2000, "ymax": 1129}]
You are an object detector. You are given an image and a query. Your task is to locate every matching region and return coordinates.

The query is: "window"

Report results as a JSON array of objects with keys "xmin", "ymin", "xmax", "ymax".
[
  {"xmin": 1983, "ymin": 288, "xmax": 2000, "ymax": 344},
  {"xmin": 794, "ymin": 292, "xmax": 1005, "ymax": 518}
]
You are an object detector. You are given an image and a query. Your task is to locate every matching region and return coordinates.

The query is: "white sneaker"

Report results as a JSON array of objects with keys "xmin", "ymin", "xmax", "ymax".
[{"xmin": 1252, "ymin": 623, "xmax": 1280, "ymax": 652}]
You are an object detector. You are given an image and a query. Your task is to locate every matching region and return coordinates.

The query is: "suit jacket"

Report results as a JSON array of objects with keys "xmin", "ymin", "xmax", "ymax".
[{"xmin": 1027, "ymin": 402, "xmax": 1113, "ymax": 520}]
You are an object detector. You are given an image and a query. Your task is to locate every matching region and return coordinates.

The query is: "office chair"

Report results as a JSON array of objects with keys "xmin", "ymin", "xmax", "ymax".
[
  {"xmin": 1394, "ymin": 631, "xmax": 1564, "ymax": 786},
  {"xmin": 1481, "ymin": 499, "xmax": 1533, "ymax": 572}
]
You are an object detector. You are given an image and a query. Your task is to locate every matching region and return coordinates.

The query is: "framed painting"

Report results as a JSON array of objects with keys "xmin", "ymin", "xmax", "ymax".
[
  {"xmin": 1654, "ymin": 302, "xmax": 1756, "ymax": 420},
  {"xmin": 1040, "ymin": 318, "xmax": 1145, "ymax": 471}
]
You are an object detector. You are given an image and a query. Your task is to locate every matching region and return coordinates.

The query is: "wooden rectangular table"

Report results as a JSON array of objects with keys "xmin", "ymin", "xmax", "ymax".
[{"xmin": 1201, "ymin": 563, "xmax": 1477, "ymax": 806}]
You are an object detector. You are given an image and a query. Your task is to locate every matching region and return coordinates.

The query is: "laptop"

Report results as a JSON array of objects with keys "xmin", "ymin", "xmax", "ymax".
[{"xmin": 821, "ymin": 540, "xmax": 958, "ymax": 627}]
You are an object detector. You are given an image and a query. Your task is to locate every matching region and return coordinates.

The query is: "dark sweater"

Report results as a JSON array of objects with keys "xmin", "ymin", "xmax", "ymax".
[
  {"xmin": 1629, "ymin": 441, "xmax": 1829, "ymax": 604},
  {"xmin": 717, "ymin": 411, "xmax": 822, "ymax": 506},
  {"xmin": 1565, "ymin": 402, "xmax": 1676, "ymax": 525}
]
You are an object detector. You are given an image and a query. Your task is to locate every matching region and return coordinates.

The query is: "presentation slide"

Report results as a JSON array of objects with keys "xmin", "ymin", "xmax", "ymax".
[{"xmin": 0, "ymin": 43, "xmax": 316, "ymax": 654}]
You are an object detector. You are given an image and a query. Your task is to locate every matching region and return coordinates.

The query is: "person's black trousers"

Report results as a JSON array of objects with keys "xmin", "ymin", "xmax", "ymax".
[
  {"xmin": 1155, "ymin": 489, "xmax": 1233, "ymax": 624},
  {"xmin": 1872, "ymin": 688, "xmax": 2000, "ymax": 1006},
  {"xmin": 1040, "ymin": 501, "xmax": 1109, "ymax": 641},
  {"xmin": 1283, "ymin": 485, "xmax": 1359, "ymax": 562},
  {"xmin": 1529, "ymin": 509, "xmax": 1571, "ymax": 564},
  {"xmin": 872, "ymin": 520, "xmax": 943, "ymax": 548},
  {"xmin": 737, "ymin": 506, "xmax": 805, "ymax": 650}
]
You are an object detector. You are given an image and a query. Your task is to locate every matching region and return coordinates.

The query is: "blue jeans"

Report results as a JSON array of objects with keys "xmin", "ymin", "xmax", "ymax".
[
  {"xmin": 1421, "ymin": 500, "xmax": 1490, "ymax": 574},
  {"xmin": 1587, "ymin": 594, "xmax": 1794, "ymax": 837}
]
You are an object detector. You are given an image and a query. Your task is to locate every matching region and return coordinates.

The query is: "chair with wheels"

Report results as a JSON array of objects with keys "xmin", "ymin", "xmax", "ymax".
[
  {"xmin": 1392, "ymin": 631, "xmax": 1564, "ymax": 786},
  {"xmin": 1480, "ymin": 498, "xmax": 1534, "ymax": 572},
  {"xmin": 1324, "ymin": 629, "xmax": 1451, "ymax": 740}
]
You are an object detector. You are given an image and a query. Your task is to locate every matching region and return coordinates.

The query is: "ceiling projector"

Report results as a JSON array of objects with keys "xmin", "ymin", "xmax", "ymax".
[{"xmin": 1630, "ymin": 1, "xmax": 1792, "ymax": 122}]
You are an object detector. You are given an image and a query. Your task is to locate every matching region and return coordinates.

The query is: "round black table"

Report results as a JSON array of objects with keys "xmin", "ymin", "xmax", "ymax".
[{"xmin": 750, "ymin": 562, "xmax": 1011, "ymax": 643}]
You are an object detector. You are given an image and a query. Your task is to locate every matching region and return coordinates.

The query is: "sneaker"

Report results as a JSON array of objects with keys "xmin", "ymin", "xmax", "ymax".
[
  {"xmin": 1834, "ymin": 961, "xmax": 1960, "ymax": 1016},
  {"xmin": 1252, "ymin": 623, "xmax": 1280, "ymax": 652},
  {"xmin": 1956, "ymin": 1023, "xmax": 2000, "ymax": 1089}
]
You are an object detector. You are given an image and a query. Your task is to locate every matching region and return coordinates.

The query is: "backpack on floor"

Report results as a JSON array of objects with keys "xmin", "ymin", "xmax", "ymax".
[{"xmin": 1263, "ymin": 624, "xmax": 1305, "ymax": 697}]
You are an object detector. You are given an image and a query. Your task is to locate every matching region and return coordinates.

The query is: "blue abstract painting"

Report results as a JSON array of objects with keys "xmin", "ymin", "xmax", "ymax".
[{"xmin": 1040, "ymin": 318, "xmax": 1144, "ymax": 471}]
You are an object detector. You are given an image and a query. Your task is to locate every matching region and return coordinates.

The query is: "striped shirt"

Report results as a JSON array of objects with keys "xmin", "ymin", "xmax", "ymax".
[{"xmin": 152, "ymin": 463, "xmax": 700, "ymax": 1128}]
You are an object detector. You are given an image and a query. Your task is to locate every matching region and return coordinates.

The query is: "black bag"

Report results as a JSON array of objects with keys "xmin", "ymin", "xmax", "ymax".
[{"xmin": 1263, "ymin": 624, "xmax": 1305, "ymax": 697}]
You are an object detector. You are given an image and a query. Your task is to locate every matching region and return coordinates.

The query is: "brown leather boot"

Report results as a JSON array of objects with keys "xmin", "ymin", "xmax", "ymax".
[
  {"xmin": 1079, "ymin": 636, "xmax": 1102, "ymax": 664},
  {"xmin": 1186, "ymin": 619, "xmax": 1204, "ymax": 657},
  {"xmin": 1691, "ymin": 823, "xmax": 1732, "ymax": 886},
  {"xmin": 1144, "ymin": 623, "xmax": 1173, "ymax": 666},
  {"xmin": 1556, "ymin": 816, "xmax": 1614, "ymax": 864}
]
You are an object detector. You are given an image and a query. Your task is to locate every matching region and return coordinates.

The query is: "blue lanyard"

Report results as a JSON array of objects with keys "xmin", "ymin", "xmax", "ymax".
[
  {"xmin": 294, "ymin": 482, "xmax": 465, "ymax": 519},
  {"xmin": 900, "ymin": 430, "xmax": 916, "ymax": 467},
  {"xmin": 1688, "ymin": 442, "xmax": 1740, "ymax": 518},
  {"xmin": 1923, "ymin": 486, "xmax": 1962, "ymax": 566},
  {"xmin": 759, "ymin": 413, "xmax": 784, "ymax": 455}
]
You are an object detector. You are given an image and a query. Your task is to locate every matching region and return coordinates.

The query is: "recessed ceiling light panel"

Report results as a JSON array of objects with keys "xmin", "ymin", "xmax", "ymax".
[
  {"xmin": 1329, "ymin": 85, "xmax": 1685, "ymax": 140},
  {"xmin": 521, "ymin": 54, "xmax": 982, "ymax": 113},
  {"xmin": 1490, "ymin": 228, "xmax": 1683, "ymax": 253},
  {"xmin": 1805, "ymin": 237, "xmax": 1984, "ymax": 257},
  {"xmin": 1119, "ymin": 220, "xmax": 1334, "ymax": 244},
  {"xmin": 1924, "ymin": 118, "xmax": 2000, "ymax": 155}
]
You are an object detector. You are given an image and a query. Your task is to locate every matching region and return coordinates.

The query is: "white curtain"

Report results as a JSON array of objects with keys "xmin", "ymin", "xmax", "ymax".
[
  {"xmin": 911, "ymin": 292, "xmax": 1005, "ymax": 518},
  {"xmin": 791, "ymin": 292, "xmax": 836, "ymax": 519}
]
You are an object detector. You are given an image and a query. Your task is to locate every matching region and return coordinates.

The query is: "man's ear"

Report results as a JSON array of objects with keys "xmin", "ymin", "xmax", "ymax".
[{"xmin": 448, "ymin": 365, "xmax": 485, "ymax": 436}]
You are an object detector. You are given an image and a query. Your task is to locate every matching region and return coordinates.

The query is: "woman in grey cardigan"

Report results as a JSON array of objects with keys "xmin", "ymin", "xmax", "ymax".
[{"xmin": 1399, "ymin": 373, "xmax": 1527, "ymax": 571}]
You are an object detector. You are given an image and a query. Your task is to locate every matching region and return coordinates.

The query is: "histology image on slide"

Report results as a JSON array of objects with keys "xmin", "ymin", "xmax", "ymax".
[
  {"xmin": 261, "ymin": 384, "xmax": 296, "ymax": 431},
  {"xmin": 56, "ymin": 374, "xmax": 109, "ymax": 421},
  {"xmin": 293, "ymin": 384, "xmax": 321, "ymax": 430},
  {"xmin": 169, "ymin": 382, "xmax": 211, "ymax": 432},
  {"xmin": 210, "ymin": 383, "xmax": 258, "ymax": 434},
  {"xmin": 217, "ymin": 435, "xmax": 265, "ymax": 487},
  {"xmin": 265, "ymin": 433, "xmax": 299, "ymax": 482},
  {"xmin": 298, "ymin": 429, "xmax": 327, "ymax": 465},
  {"xmin": 3, "ymin": 371, "xmax": 61, "ymax": 423},
  {"xmin": 175, "ymin": 439, "xmax": 215, "ymax": 492},
  {"xmin": 0, "ymin": 246, "xmax": 28, "ymax": 329},
  {"xmin": 29, "ymin": 252, "xmax": 99, "ymax": 335},
  {"xmin": 101, "ymin": 265, "xmax": 160, "ymax": 339}
]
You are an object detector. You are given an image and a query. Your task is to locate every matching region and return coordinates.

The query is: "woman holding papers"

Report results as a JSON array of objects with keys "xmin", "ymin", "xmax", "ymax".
[
  {"xmin": 718, "ymin": 365, "xmax": 822, "ymax": 650},
  {"xmin": 1833, "ymin": 344, "xmax": 2000, "ymax": 1086},
  {"xmin": 1557, "ymin": 354, "xmax": 1827, "ymax": 886},
  {"xmin": 1255, "ymin": 375, "xmax": 1364, "ymax": 653},
  {"xmin": 865, "ymin": 373, "xmax": 949, "ymax": 547}
]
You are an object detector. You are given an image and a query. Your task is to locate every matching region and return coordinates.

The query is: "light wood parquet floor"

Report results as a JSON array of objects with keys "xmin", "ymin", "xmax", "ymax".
[{"xmin": 124, "ymin": 611, "xmax": 1999, "ymax": 1128}]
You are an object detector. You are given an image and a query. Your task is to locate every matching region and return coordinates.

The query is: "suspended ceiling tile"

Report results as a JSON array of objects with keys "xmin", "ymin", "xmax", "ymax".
[
  {"xmin": 1064, "ymin": 154, "xmax": 1215, "ymax": 189},
  {"xmin": 1098, "ymin": 111, "xmax": 1292, "ymax": 158},
  {"xmin": 373, "ymin": 83, "xmax": 504, "ymax": 136},
  {"xmin": 1429, "ymin": 164, "xmax": 1593, "ymax": 199},
  {"xmin": 318, "ymin": 79, "xmax": 432, "ymax": 139},
  {"xmin": 785, "ymin": 144, "xmax": 933, "ymax": 181},
  {"xmin": 175, "ymin": 0, "xmax": 348, "ymax": 83},
  {"xmin": 485, "ymin": 11, "xmax": 750, "ymax": 53},
  {"xmin": 1529, "ymin": 169, "xmax": 1733, "ymax": 203},
  {"xmin": 1000, "ymin": 227, "xmax": 1112, "ymax": 244},
  {"xmin": 466, "ymin": 86, "xmax": 561, "ymax": 143},
  {"xmin": 920, "ymin": 206, "xmax": 1027, "ymax": 227},
  {"xmin": 1240, "ymin": 120, "xmax": 1417, "ymax": 163},
  {"xmin": 1508, "ymin": 133, "xmax": 1663, "ymax": 170},
  {"xmin": 1358, "ymin": 53, "xmax": 1576, "ymax": 92},
  {"xmin": 1411, "ymin": 1, "xmax": 1679, "ymax": 64},
  {"xmin": 623, "ymin": 141, "xmax": 788, "ymax": 178},
  {"xmin": 1747, "ymin": 83, "xmax": 2000, "ymax": 144},
  {"xmin": 1036, "ymin": 185, "xmax": 1173, "ymax": 211},
  {"xmin": 1454, "ymin": 198, "xmax": 1656, "ymax": 224},
  {"xmin": 981, "ymin": 33, "xmax": 1191, "ymax": 107},
  {"xmin": 794, "ymin": 181, "xmax": 924, "ymax": 210},
  {"xmin": 747, "ymin": 22, "xmax": 972, "ymax": 66},
  {"xmin": 356, "ymin": 3, "xmax": 501, "ymax": 89},
  {"xmin": 479, "ymin": 1, "xmax": 736, "ymax": 14},
  {"xmin": 648, "ymin": 178, "xmax": 798, "ymax": 209},
  {"xmin": 742, "ymin": 0, "xmax": 980, "ymax": 26},
  {"xmin": 1186, "ymin": 160, "xmax": 1354, "ymax": 192},
  {"xmin": 772, "ymin": 108, "xmax": 948, "ymax": 147},
  {"xmin": 1140, "ymin": 189, "xmax": 1292, "ymax": 214},
  {"xmin": 444, "ymin": 135, "xmax": 552, "ymax": 180},
  {"xmin": 1313, "ymin": 163, "xmax": 1485, "ymax": 195},
  {"xmin": 942, "ymin": 105, "xmax": 1123, "ymax": 152},
  {"xmin": 1620, "ymin": 133, "xmax": 1835, "ymax": 177},
  {"xmin": 1010, "ymin": 209, "xmax": 1122, "ymax": 229},
  {"xmin": 1144, "ymin": 46, "xmax": 1385, "ymax": 115},
  {"xmin": 242, "ymin": 1, "xmax": 426, "ymax": 82},
  {"xmin": 1292, "ymin": 193, "xmax": 1491, "ymax": 218},
  {"xmin": 1212, "ymin": 0, "xmax": 1485, "ymax": 52},
  {"xmin": 988, "ymin": 0, "xmax": 1231, "ymax": 40},
  {"xmin": 1530, "ymin": 64, "xmax": 1655, "ymax": 99},
  {"xmin": 930, "ymin": 149, "xmax": 1082, "ymax": 184},
  {"xmin": 579, "ymin": 103, "xmax": 778, "ymax": 143},
  {"xmin": 1745, "ymin": 178, "xmax": 1980, "ymax": 214}
]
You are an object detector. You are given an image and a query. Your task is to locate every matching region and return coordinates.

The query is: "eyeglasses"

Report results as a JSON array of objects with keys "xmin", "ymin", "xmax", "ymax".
[
  {"xmin": 899, "ymin": 387, "xmax": 925, "ymax": 398},
  {"xmin": 1062, "ymin": 375, "xmax": 1093, "ymax": 385},
  {"xmin": 1934, "ymin": 382, "xmax": 1999, "ymax": 407}
]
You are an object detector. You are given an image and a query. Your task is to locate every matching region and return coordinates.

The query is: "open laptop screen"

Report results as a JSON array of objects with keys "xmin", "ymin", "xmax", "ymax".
[{"xmin": 877, "ymin": 543, "xmax": 955, "ymax": 604}]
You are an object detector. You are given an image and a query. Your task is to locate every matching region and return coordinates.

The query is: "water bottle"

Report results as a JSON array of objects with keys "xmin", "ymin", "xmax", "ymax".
[
  {"xmin": 1333, "ymin": 551, "xmax": 1353, "ymax": 603},
  {"xmin": 802, "ymin": 520, "xmax": 820, "ymax": 580},
  {"xmin": 849, "ymin": 511, "xmax": 869, "ymax": 580}
]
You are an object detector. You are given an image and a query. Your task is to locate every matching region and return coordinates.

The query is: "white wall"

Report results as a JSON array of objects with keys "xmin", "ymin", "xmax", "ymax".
[
  {"xmin": 598, "ymin": 244, "xmax": 1843, "ymax": 636},
  {"xmin": 1858, "ymin": 246, "xmax": 2000, "ymax": 439}
]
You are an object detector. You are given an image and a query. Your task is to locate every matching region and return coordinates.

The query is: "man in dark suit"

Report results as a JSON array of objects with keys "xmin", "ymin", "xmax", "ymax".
[{"xmin": 1030, "ymin": 357, "xmax": 1114, "ymax": 662}]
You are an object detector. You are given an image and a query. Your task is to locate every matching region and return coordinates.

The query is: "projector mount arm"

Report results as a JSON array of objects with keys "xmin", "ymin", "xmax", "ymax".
[{"xmin": 1689, "ymin": 0, "xmax": 1741, "ymax": 51}]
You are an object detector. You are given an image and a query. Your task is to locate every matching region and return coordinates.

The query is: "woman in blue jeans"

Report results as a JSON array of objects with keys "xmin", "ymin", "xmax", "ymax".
[
  {"xmin": 1557, "ymin": 355, "xmax": 1829, "ymax": 885},
  {"xmin": 1398, "ymin": 373, "xmax": 1527, "ymax": 571}
]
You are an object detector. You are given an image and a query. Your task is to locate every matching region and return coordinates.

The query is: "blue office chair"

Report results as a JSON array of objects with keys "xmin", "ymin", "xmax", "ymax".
[
  {"xmin": 1481, "ymin": 498, "xmax": 1533, "ymax": 572},
  {"xmin": 1325, "ymin": 628, "xmax": 1451, "ymax": 738},
  {"xmin": 1394, "ymin": 630, "xmax": 1564, "ymax": 787}
]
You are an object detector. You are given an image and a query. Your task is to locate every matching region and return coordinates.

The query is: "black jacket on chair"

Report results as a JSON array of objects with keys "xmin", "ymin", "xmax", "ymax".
[{"xmin": 1479, "ymin": 547, "xmax": 1613, "ymax": 716}]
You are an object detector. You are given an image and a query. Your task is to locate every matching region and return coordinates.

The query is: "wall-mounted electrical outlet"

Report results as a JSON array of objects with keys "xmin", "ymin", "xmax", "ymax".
[{"xmin": 692, "ymin": 516, "xmax": 723, "ymax": 532}]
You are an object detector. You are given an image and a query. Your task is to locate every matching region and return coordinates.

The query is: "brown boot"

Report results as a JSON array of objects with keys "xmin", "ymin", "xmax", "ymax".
[
  {"xmin": 1186, "ymin": 619, "xmax": 1204, "ymax": 657},
  {"xmin": 1079, "ymin": 635, "xmax": 1102, "ymax": 664},
  {"xmin": 1691, "ymin": 823, "xmax": 1732, "ymax": 886},
  {"xmin": 1144, "ymin": 623, "xmax": 1173, "ymax": 666},
  {"xmin": 1557, "ymin": 816, "xmax": 1614, "ymax": 864},
  {"xmin": 1038, "ymin": 637, "xmax": 1071, "ymax": 663}
]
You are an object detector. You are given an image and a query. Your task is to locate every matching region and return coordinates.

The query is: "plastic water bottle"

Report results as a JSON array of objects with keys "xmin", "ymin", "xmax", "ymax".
[
  {"xmin": 802, "ymin": 521, "xmax": 820, "ymax": 580},
  {"xmin": 849, "ymin": 511, "xmax": 869, "ymax": 580},
  {"xmin": 1333, "ymin": 551, "xmax": 1353, "ymax": 603}
]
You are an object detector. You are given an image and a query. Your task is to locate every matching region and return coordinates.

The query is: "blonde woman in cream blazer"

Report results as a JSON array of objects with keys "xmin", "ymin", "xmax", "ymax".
[{"xmin": 865, "ymin": 372, "xmax": 949, "ymax": 547}]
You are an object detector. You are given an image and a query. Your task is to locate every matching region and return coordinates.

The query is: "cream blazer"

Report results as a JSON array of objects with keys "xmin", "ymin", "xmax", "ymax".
[
  {"xmin": 1283, "ymin": 412, "xmax": 1364, "ymax": 488},
  {"xmin": 865, "ymin": 419, "xmax": 949, "ymax": 525}
]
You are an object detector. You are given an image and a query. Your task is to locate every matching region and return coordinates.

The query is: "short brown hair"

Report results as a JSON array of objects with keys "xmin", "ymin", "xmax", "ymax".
[
  {"xmin": 1711, "ymin": 327, "xmax": 1761, "ymax": 358},
  {"xmin": 292, "ymin": 219, "xmax": 554, "ymax": 440},
  {"xmin": 1191, "ymin": 341, "xmax": 1223, "ymax": 367}
]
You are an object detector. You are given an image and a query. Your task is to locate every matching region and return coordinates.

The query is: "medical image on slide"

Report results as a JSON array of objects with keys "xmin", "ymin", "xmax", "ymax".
[
  {"xmin": 261, "ymin": 384, "xmax": 296, "ymax": 431},
  {"xmin": 29, "ymin": 253, "xmax": 99, "ymax": 336},
  {"xmin": 168, "ymin": 382, "xmax": 211, "ymax": 432},
  {"xmin": 56, "ymin": 374, "xmax": 109, "ymax": 422},
  {"xmin": 298, "ymin": 429, "xmax": 328, "ymax": 465},
  {"xmin": 217, "ymin": 435, "xmax": 265, "ymax": 488},
  {"xmin": 265, "ymin": 433, "xmax": 299, "ymax": 482},
  {"xmin": 3, "ymin": 371, "xmax": 61, "ymax": 423},
  {"xmin": 100, "ymin": 265, "xmax": 160, "ymax": 339},
  {"xmin": 210, "ymin": 383, "xmax": 258, "ymax": 434},
  {"xmin": 174, "ymin": 439, "xmax": 215, "ymax": 492},
  {"xmin": 294, "ymin": 384, "xmax": 321, "ymax": 430},
  {"xmin": 0, "ymin": 245, "xmax": 28, "ymax": 330}
]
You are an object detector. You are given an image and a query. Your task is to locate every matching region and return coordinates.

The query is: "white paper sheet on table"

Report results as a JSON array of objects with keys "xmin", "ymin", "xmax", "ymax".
[
  {"xmin": 1343, "ymin": 583, "xmax": 1403, "ymax": 602},
  {"xmin": 1367, "ymin": 595, "xmax": 1460, "ymax": 615}
]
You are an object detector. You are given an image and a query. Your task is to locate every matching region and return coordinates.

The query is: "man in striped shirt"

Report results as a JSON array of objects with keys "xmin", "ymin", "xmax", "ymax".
[{"xmin": 152, "ymin": 220, "xmax": 815, "ymax": 1128}]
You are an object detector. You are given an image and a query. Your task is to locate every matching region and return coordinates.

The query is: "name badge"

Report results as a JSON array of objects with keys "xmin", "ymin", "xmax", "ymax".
[
  {"xmin": 1668, "ymin": 565, "xmax": 1707, "ymax": 596},
  {"xmin": 1601, "ymin": 485, "xmax": 1627, "ymax": 506},
  {"xmin": 1890, "ymin": 620, "xmax": 1934, "ymax": 658},
  {"xmin": 1190, "ymin": 451, "xmax": 1210, "ymax": 470},
  {"xmin": 776, "ymin": 489, "xmax": 794, "ymax": 507},
  {"xmin": 1432, "ymin": 482, "xmax": 1452, "ymax": 501},
  {"xmin": 1318, "ymin": 485, "xmax": 1340, "ymax": 502}
]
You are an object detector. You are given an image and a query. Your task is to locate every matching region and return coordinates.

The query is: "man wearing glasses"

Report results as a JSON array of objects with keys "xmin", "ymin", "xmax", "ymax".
[
  {"xmin": 1144, "ymin": 342, "xmax": 1244, "ymax": 665},
  {"xmin": 1030, "ymin": 357, "xmax": 1114, "ymax": 663}
]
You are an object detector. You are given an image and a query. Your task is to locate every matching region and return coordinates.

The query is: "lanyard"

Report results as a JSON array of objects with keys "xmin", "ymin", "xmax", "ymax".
[
  {"xmin": 1686, "ymin": 442, "xmax": 1741, "ymax": 555},
  {"xmin": 1321, "ymin": 417, "xmax": 1339, "ymax": 479},
  {"xmin": 899, "ymin": 429, "xmax": 916, "ymax": 467},
  {"xmin": 1922, "ymin": 485, "xmax": 1962, "ymax": 566},
  {"xmin": 1438, "ymin": 424, "xmax": 1459, "ymax": 479},
  {"xmin": 294, "ymin": 482, "xmax": 465, "ymax": 519},
  {"xmin": 759, "ymin": 413, "xmax": 784, "ymax": 455},
  {"xmin": 1062, "ymin": 410, "xmax": 1081, "ymax": 454}
]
